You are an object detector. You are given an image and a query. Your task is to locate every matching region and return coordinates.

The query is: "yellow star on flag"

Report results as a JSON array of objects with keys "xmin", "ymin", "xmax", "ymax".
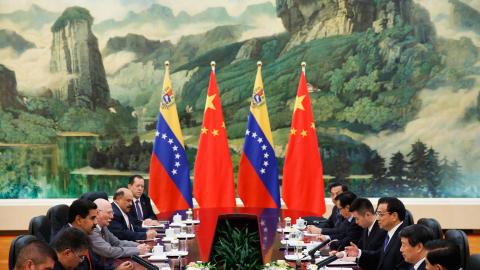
[
  {"xmin": 293, "ymin": 95, "xmax": 305, "ymax": 112},
  {"xmin": 205, "ymin": 94, "xmax": 216, "ymax": 111},
  {"xmin": 290, "ymin": 128, "xmax": 297, "ymax": 135},
  {"xmin": 201, "ymin": 127, "xmax": 208, "ymax": 134},
  {"xmin": 311, "ymin": 122, "xmax": 315, "ymax": 129},
  {"xmin": 221, "ymin": 122, "xmax": 226, "ymax": 128},
  {"xmin": 301, "ymin": 130, "xmax": 307, "ymax": 137},
  {"xmin": 212, "ymin": 129, "xmax": 219, "ymax": 136}
]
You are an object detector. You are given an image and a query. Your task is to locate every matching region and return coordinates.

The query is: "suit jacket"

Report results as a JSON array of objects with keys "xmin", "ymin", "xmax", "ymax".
[
  {"xmin": 416, "ymin": 260, "xmax": 426, "ymax": 270},
  {"xmin": 90, "ymin": 225, "xmax": 139, "ymax": 259},
  {"xmin": 108, "ymin": 202, "xmax": 147, "ymax": 241},
  {"xmin": 359, "ymin": 222, "xmax": 412, "ymax": 270},
  {"xmin": 129, "ymin": 194, "xmax": 157, "ymax": 224},
  {"xmin": 357, "ymin": 221, "xmax": 388, "ymax": 270},
  {"xmin": 326, "ymin": 216, "xmax": 363, "ymax": 251},
  {"xmin": 319, "ymin": 206, "xmax": 345, "ymax": 235}
]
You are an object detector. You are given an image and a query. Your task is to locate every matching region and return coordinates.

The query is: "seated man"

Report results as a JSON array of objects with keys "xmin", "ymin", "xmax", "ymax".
[
  {"xmin": 90, "ymin": 198, "xmax": 150, "ymax": 259},
  {"xmin": 350, "ymin": 197, "xmax": 388, "ymax": 270},
  {"xmin": 399, "ymin": 224, "xmax": 434, "ymax": 270},
  {"xmin": 315, "ymin": 191, "xmax": 362, "ymax": 251},
  {"xmin": 51, "ymin": 227, "xmax": 91, "ymax": 270},
  {"xmin": 14, "ymin": 240, "xmax": 56, "ymax": 270},
  {"xmin": 345, "ymin": 197, "xmax": 411, "ymax": 270},
  {"xmin": 108, "ymin": 188, "xmax": 157, "ymax": 241},
  {"xmin": 425, "ymin": 239, "xmax": 461, "ymax": 270},
  {"xmin": 127, "ymin": 175, "xmax": 159, "ymax": 226}
]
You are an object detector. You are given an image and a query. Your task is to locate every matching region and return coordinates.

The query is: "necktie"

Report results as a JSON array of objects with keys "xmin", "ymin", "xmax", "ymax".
[
  {"xmin": 100, "ymin": 227, "xmax": 105, "ymax": 239},
  {"xmin": 86, "ymin": 252, "xmax": 93, "ymax": 270},
  {"xmin": 135, "ymin": 200, "xmax": 144, "ymax": 220},
  {"xmin": 383, "ymin": 235, "xmax": 390, "ymax": 252}
]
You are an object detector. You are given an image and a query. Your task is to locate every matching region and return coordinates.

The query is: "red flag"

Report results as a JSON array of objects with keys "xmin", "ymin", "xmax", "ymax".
[
  {"xmin": 282, "ymin": 65, "xmax": 326, "ymax": 215},
  {"xmin": 194, "ymin": 64, "xmax": 236, "ymax": 208}
]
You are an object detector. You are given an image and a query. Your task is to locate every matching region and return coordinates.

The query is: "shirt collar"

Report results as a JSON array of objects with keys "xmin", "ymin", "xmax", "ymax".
[
  {"xmin": 413, "ymin": 258, "xmax": 425, "ymax": 270},
  {"xmin": 368, "ymin": 220, "xmax": 376, "ymax": 233},
  {"xmin": 113, "ymin": 201, "xmax": 130, "ymax": 223},
  {"xmin": 388, "ymin": 221, "xmax": 403, "ymax": 239}
]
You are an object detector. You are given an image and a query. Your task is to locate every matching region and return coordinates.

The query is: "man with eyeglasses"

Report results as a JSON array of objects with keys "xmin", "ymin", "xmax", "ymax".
[
  {"xmin": 306, "ymin": 183, "xmax": 348, "ymax": 233},
  {"xmin": 345, "ymin": 197, "xmax": 411, "ymax": 270},
  {"xmin": 90, "ymin": 198, "xmax": 150, "ymax": 260},
  {"xmin": 51, "ymin": 227, "xmax": 91, "ymax": 270}
]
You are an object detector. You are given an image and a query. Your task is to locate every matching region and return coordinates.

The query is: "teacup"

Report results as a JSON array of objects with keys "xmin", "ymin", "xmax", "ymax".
[
  {"xmin": 165, "ymin": 228, "xmax": 175, "ymax": 238},
  {"xmin": 296, "ymin": 218, "xmax": 306, "ymax": 229},
  {"xmin": 284, "ymin": 217, "xmax": 291, "ymax": 228},
  {"xmin": 173, "ymin": 213, "xmax": 182, "ymax": 223},
  {"xmin": 152, "ymin": 244, "xmax": 164, "ymax": 256}
]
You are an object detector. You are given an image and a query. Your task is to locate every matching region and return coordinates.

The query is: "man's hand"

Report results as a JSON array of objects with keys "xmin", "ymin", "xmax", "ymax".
[
  {"xmin": 316, "ymin": 234, "xmax": 327, "ymax": 242},
  {"xmin": 116, "ymin": 261, "xmax": 133, "ymax": 270},
  {"xmin": 307, "ymin": 225, "xmax": 322, "ymax": 234},
  {"xmin": 146, "ymin": 229, "xmax": 157, "ymax": 240},
  {"xmin": 137, "ymin": 243, "xmax": 150, "ymax": 254},
  {"xmin": 345, "ymin": 242, "xmax": 360, "ymax": 257}
]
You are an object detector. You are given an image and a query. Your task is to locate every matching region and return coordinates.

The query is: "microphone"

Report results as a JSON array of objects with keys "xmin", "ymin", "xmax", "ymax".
[
  {"xmin": 315, "ymin": 255, "xmax": 338, "ymax": 268},
  {"xmin": 131, "ymin": 255, "xmax": 159, "ymax": 270},
  {"xmin": 308, "ymin": 239, "xmax": 331, "ymax": 262}
]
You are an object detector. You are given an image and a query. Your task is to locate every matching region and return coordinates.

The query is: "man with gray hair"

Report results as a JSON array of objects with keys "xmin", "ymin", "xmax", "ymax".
[
  {"xmin": 90, "ymin": 198, "xmax": 151, "ymax": 259},
  {"xmin": 108, "ymin": 188, "xmax": 157, "ymax": 241}
]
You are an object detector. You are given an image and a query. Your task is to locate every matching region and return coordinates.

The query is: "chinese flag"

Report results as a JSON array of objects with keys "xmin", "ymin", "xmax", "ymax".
[
  {"xmin": 282, "ymin": 65, "xmax": 326, "ymax": 215},
  {"xmin": 193, "ymin": 64, "xmax": 236, "ymax": 208}
]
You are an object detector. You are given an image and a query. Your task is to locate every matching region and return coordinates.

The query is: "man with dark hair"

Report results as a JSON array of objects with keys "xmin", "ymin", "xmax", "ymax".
[
  {"xmin": 316, "ymin": 191, "xmax": 362, "ymax": 251},
  {"xmin": 425, "ymin": 239, "xmax": 461, "ymax": 270},
  {"xmin": 14, "ymin": 240, "xmax": 56, "ymax": 270},
  {"xmin": 127, "ymin": 175, "xmax": 158, "ymax": 226},
  {"xmin": 108, "ymin": 188, "xmax": 157, "ymax": 241},
  {"xmin": 346, "ymin": 197, "xmax": 411, "ymax": 270},
  {"xmin": 399, "ymin": 224, "xmax": 434, "ymax": 270},
  {"xmin": 51, "ymin": 227, "xmax": 91, "ymax": 270},
  {"xmin": 306, "ymin": 182, "xmax": 348, "ymax": 232},
  {"xmin": 67, "ymin": 199, "xmax": 98, "ymax": 235},
  {"xmin": 349, "ymin": 197, "xmax": 387, "ymax": 270}
]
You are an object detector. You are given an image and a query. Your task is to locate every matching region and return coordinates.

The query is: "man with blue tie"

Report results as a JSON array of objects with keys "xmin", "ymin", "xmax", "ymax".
[
  {"xmin": 399, "ymin": 224, "xmax": 434, "ymax": 270},
  {"xmin": 108, "ymin": 188, "xmax": 157, "ymax": 241},
  {"xmin": 345, "ymin": 197, "xmax": 411, "ymax": 270}
]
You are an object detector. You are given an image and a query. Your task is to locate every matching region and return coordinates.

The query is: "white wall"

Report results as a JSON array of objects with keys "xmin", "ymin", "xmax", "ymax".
[{"xmin": 1, "ymin": 198, "xmax": 479, "ymax": 231}]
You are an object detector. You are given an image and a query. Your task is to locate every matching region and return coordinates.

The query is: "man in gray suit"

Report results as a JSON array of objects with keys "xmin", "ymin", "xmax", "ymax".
[{"xmin": 90, "ymin": 198, "xmax": 150, "ymax": 259}]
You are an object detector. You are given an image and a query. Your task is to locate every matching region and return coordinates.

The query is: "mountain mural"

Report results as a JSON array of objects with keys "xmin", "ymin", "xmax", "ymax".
[{"xmin": 0, "ymin": 0, "xmax": 479, "ymax": 198}]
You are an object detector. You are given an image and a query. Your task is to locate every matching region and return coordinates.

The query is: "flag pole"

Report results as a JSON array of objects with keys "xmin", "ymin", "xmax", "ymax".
[
  {"xmin": 211, "ymin": 61, "xmax": 216, "ymax": 73},
  {"xmin": 257, "ymin": 61, "xmax": 262, "ymax": 68},
  {"xmin": 301, "ymin": 61, "xmax": 306, "ymax": 74}
]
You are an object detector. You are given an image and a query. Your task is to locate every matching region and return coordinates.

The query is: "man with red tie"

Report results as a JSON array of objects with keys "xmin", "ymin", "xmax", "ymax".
[{"xmin": 108, "ymin": 188, "xmax": 157, "ymax": 241}]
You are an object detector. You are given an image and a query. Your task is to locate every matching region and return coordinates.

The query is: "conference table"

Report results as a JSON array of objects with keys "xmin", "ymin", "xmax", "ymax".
[{"xmin": 121, "ymin": 207, "xmax": 359, "ymax": 269}]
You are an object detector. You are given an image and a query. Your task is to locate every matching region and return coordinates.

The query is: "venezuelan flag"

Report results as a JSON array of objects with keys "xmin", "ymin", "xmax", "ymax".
[
  {"xmin": 238, "ymin": 62, "xmax": 280, "ymax": 208},
  {"xmin": 149, "ymin": 61, "xmax": 193, "ymax": 213}
]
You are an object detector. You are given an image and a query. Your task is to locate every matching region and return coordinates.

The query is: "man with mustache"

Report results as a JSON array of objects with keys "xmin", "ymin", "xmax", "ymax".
[{"xmin": 108, "ymin": 188, "xmax": 157, "ymax": 241}]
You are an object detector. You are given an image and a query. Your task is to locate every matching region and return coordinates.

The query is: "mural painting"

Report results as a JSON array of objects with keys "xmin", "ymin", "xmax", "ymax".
[{"xmin": 0, "ymin": 0, "xmax": 479, "ymax": 198}]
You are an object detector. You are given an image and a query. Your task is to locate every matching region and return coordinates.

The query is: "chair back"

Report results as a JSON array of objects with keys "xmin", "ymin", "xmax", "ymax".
[
  {"xmin": 46, "ymin": 204, "xmax": 69, "ymax": 236},
  {"xmin": 80, "ymin": 191, "xmax": 108, "ymax": 202},
  {"xmin": 8, "ymin": 235, "xmax": 37, "ymax": 270},
  {"xmin": 445, "ymin": 229, "xmax": 470, "ymax": 269},
  {"xmin": 28, "ymin": 215, "xmax": 51, "ymax": 243},
  {"xmin": 404, "ymin": 209, "xmax": 414, "ymax": 226},
  {"xmin": 467, "ymin": 254, "xmax": 480, "ymax": 270},
  {"xmin": 417, "ymin": 218, "xmax": 443, "ymax": 239}
]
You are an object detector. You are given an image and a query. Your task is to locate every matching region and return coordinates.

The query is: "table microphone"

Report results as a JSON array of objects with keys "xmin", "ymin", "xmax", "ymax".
[
  {"xmin": 317, "ymin": 251, "xmax": 345, "ymax": 269},
  {"xmin": 307, "ymin": 239, "xmax": 332, "ymax": 262},
  {"xmin": 131, "ymin": 255, "xmax": 159, "ymax": 270}
]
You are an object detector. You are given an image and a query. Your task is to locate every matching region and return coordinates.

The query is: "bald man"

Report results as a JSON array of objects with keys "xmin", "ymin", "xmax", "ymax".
[
  {"xmin": 90, "ymin": 199, "xmax": 150, "ymax": 259},
  {"xmin": 108, "ymin": 188, "xmax": 157, "ymax": 241}
]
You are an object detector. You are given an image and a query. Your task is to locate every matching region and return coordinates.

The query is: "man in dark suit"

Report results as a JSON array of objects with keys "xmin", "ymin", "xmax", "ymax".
[
  {"xmin": 349, "ymin": 197, "xmax": 388, "ymax": 270},
  {"xmin": 306, "ymin": 182, "xmax": 348, "ymax": 233},
  {"xmin": 127, "ymin": 175, "xmax": 159, "ymax": 226},
  {"xmin": 108, "ymin": 188, "xmax": 157, "ymax": 241},
  {"xmin": 345, "ymin": 197, "xmax": 412, "ymax": 270},
  {"xmin": 14, "ymin": 240, "xmax": 56, "ymax": 270},
  {"xmin": 316, "ymin": 191, "xmax": 363, "ymax": 251},
  {"xmin": 399, "ymin": 225, "xmax": 434, "ymax": 270}
]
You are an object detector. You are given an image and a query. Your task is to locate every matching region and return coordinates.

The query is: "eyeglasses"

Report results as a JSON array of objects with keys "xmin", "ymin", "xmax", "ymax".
[
  {"xmin": 375, "ymin": 211, "xmax": 391, "ymax": 217},
  {"xmin": 74, "ymin": 252, "xmax": 85, "ymax": 262}
]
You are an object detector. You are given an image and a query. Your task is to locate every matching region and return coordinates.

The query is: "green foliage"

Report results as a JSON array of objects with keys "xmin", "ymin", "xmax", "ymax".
[
  {"xmin": 51, "ymin": 6, "xmax": 93, "ymax": 32},
  {"xmin": 0, "ymin": 111, "xmax": 57, "ymax": 143},
  {"xmin": 210, "ymin": 220, "xmax": 262, "ymax": 270},
  {"xmin": 339, "ymin": 98, "xmax": 394, "ymax": 131}
]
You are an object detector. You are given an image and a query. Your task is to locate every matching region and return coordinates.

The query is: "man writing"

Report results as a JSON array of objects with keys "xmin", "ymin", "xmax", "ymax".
[
  {"xmin": 349, "ymin": 197, "xmax": 387, "ymax": 270},
  {"xmin": 108, "ymin": 188, "xmax": 157, "ymax": 241},
  {"xmin": 90, "ymin": 198, "xmax": 150, "ymax": 259}
]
